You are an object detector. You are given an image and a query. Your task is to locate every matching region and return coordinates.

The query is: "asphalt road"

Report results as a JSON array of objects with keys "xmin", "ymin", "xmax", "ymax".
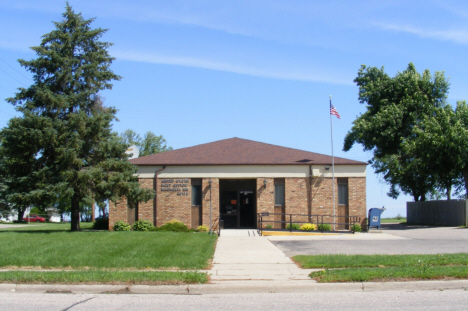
[
  {"xmin": 270, "ymin": 223, "xmax": 468, "ymax": 256},
  {"xmin": 1, "ymin": 290, "xmax": 467, "ymax": 311}
]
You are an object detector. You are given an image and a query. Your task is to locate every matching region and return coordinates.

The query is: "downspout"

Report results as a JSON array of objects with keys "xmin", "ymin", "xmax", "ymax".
[
  {"xmin": 153, "ymin": 166, "xmax": 166, "ymax": 227},
  {"xmin": 308, "ymin": 165, "xmax": 312, "ymax": 218}
]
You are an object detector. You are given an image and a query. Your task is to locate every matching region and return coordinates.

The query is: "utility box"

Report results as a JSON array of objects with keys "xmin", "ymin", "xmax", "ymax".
[{"xmin": 368, "ymin": 208, "xmax": 385, "ymax": 230}]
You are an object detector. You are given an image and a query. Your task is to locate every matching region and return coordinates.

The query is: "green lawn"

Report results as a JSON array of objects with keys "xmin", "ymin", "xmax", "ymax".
[
  {"xmin": 0, "ymin": 224, "xmax": 217, "ymax": 284},
  {"xmin": 0, "ymin": 270, "xmax": 207, "ymax": 285},
  {"xmin": 310, "ymin": 265, "xmax": 468, "ymax": 282},
  {"xmin": 0, "ymin": 231, "xmax": 216, "ymax": 269},
  {"xmin": 380, "ymin": 218, "xmax": 406, "ymax": 223},
  {"xmin": 294, "ymin": 253, "xmax": 468, "ymax": 269},
  {"xmin": 294, "ymin": 253, "xmax": 468, "ymax": 282}
]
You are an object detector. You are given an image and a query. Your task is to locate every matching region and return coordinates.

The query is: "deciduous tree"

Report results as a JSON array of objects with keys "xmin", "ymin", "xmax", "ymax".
[
  {"xmin": 120, "ymin": 129, "xmax": 172, "ymax": 157},
  {"xmin": 344, "ymin": 63, "xmax": 450, "ymax": 201}
]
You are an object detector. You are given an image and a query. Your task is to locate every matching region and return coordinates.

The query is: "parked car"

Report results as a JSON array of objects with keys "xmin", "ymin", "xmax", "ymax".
[{"xmin": 24, "ymin": 215, "xmax": 46, "ymax": 222}]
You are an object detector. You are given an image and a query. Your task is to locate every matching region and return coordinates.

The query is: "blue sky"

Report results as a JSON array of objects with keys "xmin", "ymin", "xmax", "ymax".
[{"xmin": 1, "ymin": 0, "xmax": 467, "ymax": 217}]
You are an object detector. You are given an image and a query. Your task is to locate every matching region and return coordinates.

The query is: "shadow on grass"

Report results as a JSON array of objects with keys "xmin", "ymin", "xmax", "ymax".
[
  {"xmin": 0, "ymin": 223, "xmax": 96, "ymax": 233},
  {"xmin": 0, "ymin": 230, "xmax": 98, "ymax": 234}
]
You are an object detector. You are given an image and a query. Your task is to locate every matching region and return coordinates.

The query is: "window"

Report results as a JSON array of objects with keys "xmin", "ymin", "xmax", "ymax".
[
  {"xmin": 274, "ymin": 179, "xmax": 285, "ymax": 206},
  {"xmin": 338, "ymin": 178, "xmax": 348, "ymax": 205},
  {"xmin": 191, "ymin": 179, "xmax": 202, "ymax": 206}
]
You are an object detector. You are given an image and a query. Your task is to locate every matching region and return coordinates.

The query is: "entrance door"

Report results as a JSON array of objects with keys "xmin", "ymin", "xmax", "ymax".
[
  {"xmin": 219, "ymin": 180, "xmax": 256, "ymax": 229},
  {"xmin": 239, "ymin": 190, "xmax": 255, "ymax": 228}
]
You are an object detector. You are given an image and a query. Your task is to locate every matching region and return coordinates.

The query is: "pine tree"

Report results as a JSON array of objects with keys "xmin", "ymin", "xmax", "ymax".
[{"xmin": 0, "ymin": 4, "xmax": 153, "ymax": 230}]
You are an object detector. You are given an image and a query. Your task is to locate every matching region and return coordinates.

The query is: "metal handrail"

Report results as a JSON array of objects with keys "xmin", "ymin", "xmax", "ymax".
[
  {"xmin": 211, "ymin": 217, "xmax": 221, "ymax": 236},
  {"xmin": 257, "ymin": 212, "xmax": 361, "ymax": 235}
]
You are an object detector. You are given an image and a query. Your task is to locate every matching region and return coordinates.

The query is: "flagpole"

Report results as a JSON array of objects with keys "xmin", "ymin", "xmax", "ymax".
[{"xmin": 330, "ymin": 95, "xmax": 336, "ymax": 231}]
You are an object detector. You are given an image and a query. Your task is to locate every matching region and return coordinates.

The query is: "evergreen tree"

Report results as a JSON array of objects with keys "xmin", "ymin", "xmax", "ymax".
[{"xmin": 0, "ymin": 4, "xmax": 153, "ymax": 230}]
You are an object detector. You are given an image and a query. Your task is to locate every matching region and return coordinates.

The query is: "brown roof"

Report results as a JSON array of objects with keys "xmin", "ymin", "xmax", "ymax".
[{"xmin": 130, "ymin": 137, "xmax": 367, "ymax": 166}]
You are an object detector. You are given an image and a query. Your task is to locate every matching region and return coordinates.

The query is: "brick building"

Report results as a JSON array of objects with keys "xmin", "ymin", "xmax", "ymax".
[{"xmin": 109, "ymin": 138, "xmax": 367, "ymax": 230}]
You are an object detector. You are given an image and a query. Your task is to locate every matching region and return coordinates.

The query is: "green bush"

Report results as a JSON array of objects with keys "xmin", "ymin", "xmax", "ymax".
[
  {"xmin": 132, "ymin": 220, "xmax": 154, "ymax": 231},
  {"xmin": 113, "ymin": 221, "xmax": 131, "ymax": 231},
  {"xmin": 265, "ymin": 224, "xmax": 273, "ymax": 229},
  {"xmin": 300, "ymin": 223, "xmax": 317, "ymax": 231},
  {"xmin": 351, "ymin": 224, "xmax": 362, "ymax": 232},
  {"xmin": 159, "ymin": 220, "xmax": 190, "ymax": 232},
  {"xmin": 196, "ymin": 225, "xmax": 209, "ymax": 232},
  {"xmin": 318, "ymin": 224, "xmax": 332, "ymax": 231},
  {"xmin": 286, "ymin": 223, "xmax": 300, "ymax": 230},
  {"xmin": 93, "ymin": 217, "xmax": 109, "ymax": 230}
]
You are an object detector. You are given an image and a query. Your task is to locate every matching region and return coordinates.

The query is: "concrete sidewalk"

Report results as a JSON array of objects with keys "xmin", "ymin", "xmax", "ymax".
[{"xmin": 208, "ymin": 229, "xmax": 317, "ymax": 282}]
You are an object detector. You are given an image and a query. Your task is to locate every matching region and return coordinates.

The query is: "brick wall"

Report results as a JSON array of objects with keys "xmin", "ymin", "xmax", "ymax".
[
  {"xmin": 310, "ymin": 176, "xmax": 367, "ymax": 229},
  {"xmin": 256, "ymin": 178, "xmax": 275, "ymax": 226},
  {"xmin": 285, "ymin": 178, "xmax": 308, "ymax": 215},
  {"xmin": 202, "ymin": 178, "xmax": 219, "ymax": 229},
  {"xmin": 349, "ymin": 177, "xmax": 367, "ymax": 228},
  {"xmin": 108, "ymin": 174, "xmax": 367, "ymax": 231},
  {"xmin": 108, "ymin": 178, "xmax": 155, "ymax": 230},
  {"xmin": 157, "ymin": 178, "xmax": 191, "ymax": 227},
  {"xmin": 139, "ymin": 178, "xmax": 154, "ymax": 224},
  {"xmin": 108, "ymin": 198, "xmax": 127, "ymax": 230}
]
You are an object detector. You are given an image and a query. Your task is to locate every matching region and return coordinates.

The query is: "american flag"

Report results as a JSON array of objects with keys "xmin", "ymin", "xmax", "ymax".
[{"xmin": 330, "ymin": 102, "xmax": 341, "ymax": 119}]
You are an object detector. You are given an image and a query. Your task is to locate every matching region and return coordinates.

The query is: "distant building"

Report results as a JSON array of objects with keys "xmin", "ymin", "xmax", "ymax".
[{"xmin": 109, "ymin": 138, "xmax": 367, "ymax": 230}]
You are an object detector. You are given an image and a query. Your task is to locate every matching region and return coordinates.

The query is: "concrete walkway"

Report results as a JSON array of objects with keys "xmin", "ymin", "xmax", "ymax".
[{"xmin": 209, "ymin": 229, "xmax": 317, "ymax": 283}]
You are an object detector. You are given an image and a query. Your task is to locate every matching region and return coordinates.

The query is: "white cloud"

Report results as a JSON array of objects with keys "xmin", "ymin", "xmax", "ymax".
[
  {"xmin": 373, "ymin": 22, "xmax": 468, "ymax": 45},
  {"xmin": 112, "ymin": 50, "xmax": 353, "ymax": 85}
]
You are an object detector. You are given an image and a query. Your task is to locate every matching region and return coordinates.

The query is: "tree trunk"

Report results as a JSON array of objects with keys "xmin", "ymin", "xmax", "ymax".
[
  {"xmin": 447, "ymin": 187, "xmax": 451, "ymax": 200},
  {"xmin": 91, "ymin": 201, "xmax": 95, "ymax": 222},
  {"xmin": 70, "ymin": 192, "xmax": 81, "ymax": 231},
  {"xmin": 17, "ymin": 207, "xmax": 26, "ymax": 222}
]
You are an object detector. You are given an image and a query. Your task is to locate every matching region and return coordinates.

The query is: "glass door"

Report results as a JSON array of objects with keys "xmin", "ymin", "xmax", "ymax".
[{"xmin": 220, "ymin": 190, "xmax": 239, "ymax": 228}]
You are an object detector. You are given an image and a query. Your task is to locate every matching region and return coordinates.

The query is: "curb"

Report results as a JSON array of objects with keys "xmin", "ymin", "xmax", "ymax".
[{"xmin": 1, "ymin": 280, "xmax": 468, "ymax": 295}]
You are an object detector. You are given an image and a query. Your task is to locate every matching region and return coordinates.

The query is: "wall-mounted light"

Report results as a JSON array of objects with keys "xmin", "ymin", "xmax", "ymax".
[
  {"xmin": 208, "ymin": 179, "xmax": 212, "ymax": 188},
  {"xmin": 263, "ymin": 179, "xmax": 267, "ymax": 188},
  {"xmin": 325, "ymin": 166, "xmax": 330, "ymax": 170}
]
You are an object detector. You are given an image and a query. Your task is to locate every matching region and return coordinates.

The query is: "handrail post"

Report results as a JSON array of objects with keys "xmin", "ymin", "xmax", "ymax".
[{"xmin": 260, "ymin": 214, "xmax": 262, "ymax": 236}]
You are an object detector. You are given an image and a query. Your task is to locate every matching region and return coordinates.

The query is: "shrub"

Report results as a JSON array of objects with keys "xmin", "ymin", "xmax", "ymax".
[
  {"xmin": 265, "ymin": 224, "xmax": 273, "ymax": 229},
  {"xmin": 132, "ymin": 220, "xmax": 154, "ymax": 231},
  {"xmin": 318, "ymin": 224, "xmax": 332, "ymax": 231},
  {"xmin": 29, "ymin": 207, "xmax": 42, "ymax": 216},
  {"xmin": 286, "ymin": 223, "xmax": 300, "ymax": 230},
  {"xmin": 197, "ymin": 225, "xmax": 209, "ymax": 232},
  {"xmin": 351, "ymin": 224, "xmax": 362, "ymax": 232},
  {"xmin": 159, "ymin": 220, "xmax": 190, "ymax": 232},
  {"xmin": 167, "ymin": 219, "xmax": 183, "ymax": 224},
  {"xmin": 113, "ymin": 221, "xmax": 131, "ymax": 231},
  {"xmin": 93, "ymin": 217, "xmax": 109, "ymax": 230},
  {"xmin": 300, "ymin": 223, "xmax": 317, "ymax": 231}
]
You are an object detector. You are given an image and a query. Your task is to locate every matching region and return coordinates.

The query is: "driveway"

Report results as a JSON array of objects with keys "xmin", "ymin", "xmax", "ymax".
[{"xmin": 269, "ymin": 223, "xmax": 468, "ymax": 256}]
